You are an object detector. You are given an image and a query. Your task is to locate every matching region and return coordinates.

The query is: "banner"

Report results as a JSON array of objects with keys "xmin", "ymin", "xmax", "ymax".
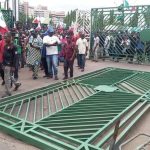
[{"xmin": 0, "ymin": 11, "xmax": 8, "ymax": 35}]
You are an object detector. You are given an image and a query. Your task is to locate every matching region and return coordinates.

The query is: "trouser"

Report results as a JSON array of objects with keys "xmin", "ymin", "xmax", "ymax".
[
  {"xmin": 32, "ymin": 63, "xmax": 40, "ymax": 78},
  {"xmin": 21, "ymin": 52, "xmax": 26, "ymax": 68},
  {"xmin": 4, "ymin": 66, "xmax": 19, "ymax": 95},
  {"xmin": 78, "ymin": 54, "xmax": 86, "ymax": 69},
  {"xmin": 41, "ymin": 57, "xmax": 48, "ymax": 76},
  {"xmin": 46, "ymin": 55, "xmax": 58, "ymax": 76},
  {"xmin": 77, "ymin": 53, "xmax": 80, "ymax": 67},
  {"xmin": 0, "ymin": 63, "xmax": 4, "ymax": 81},
  {"xmin": 14, "ymin": 54, "xmax": 20, "ymax": 80},
  {"xmin": 137, "ymin": 49, "xmax": 143, "ymax": 62},
  {"xmin": 126, "ymin": 48, "xmax": 135, "ymax": 61},
  {"xmin": 94, "ymin": 47, "xmax": 100, "ymax": 61},
  {"xmin": 64, "ymin": 59, "xmax": 74, "ymax": 78}
]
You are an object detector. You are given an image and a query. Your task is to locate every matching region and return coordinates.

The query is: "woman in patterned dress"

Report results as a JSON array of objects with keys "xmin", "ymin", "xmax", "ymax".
[{"xmin": 27, "ymin": 31, "xmax": 43, "ymax": 79}]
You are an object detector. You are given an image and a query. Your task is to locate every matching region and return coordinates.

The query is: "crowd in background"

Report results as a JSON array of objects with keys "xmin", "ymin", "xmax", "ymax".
[
  {"xmin": 0, "ymin": 25, "xmax": 88, "ymax": 98},
  {"xmin": 92, "ymin": 31, "xmax": 150, "ymax": 63},
  {"xmin": 1, "ymin": 23, "xmax": 150, "ymax": 98}
]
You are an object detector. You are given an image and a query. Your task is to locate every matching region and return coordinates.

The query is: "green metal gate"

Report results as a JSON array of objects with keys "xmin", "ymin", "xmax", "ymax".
[
  {"xmin": 1, "ymin": 9, "xmax": 14, "ymax": 29},
  {"xmin": 91, "ymin": 5, "xmax": 150, "ymax": 64},
  {"xmin": 0, "ymin": 68, "xmax": 150, "ymax": 150}
]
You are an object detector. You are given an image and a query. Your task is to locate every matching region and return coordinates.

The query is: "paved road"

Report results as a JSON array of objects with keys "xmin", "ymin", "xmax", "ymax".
[{"xmin": 0, "ymin": 60, "xmax": 150, "ymax": 150}]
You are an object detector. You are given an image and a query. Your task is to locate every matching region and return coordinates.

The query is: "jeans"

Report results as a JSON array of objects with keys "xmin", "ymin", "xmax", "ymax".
[
  {"xmin": 94, "ymin": 47, "xmax": 100, "ymax": 61},
  {"xmin": 78, "ymin": 54, "xmax": 86, "ymax": 69},
  {"xmin": 77, "ymin": 53, "xmax": 80, "ymax": 67},
  {"xmin": 21, "ymin": 52, "xmax": 26, "ymax": 68},
  {"xmin": 4, "ymin": 66, "xmax": 20, "ymax": 95},
  {"xmin": 0, "ymin": 63, "xmax": 4, "ymax": 81},
  {"xmin": 64, "ymin": 59, "xmax": 74, "ymax": 78},
  {"xmin": 41, "ymin": 57, "xmax": 48, "ymax": 76},
  {"xmin": 46, "ymin": 55, "xmax": 58, "ymax": 76},
  {"xmin": 14, "ymin": 54, "xmax": 20, "ymax": 80}
]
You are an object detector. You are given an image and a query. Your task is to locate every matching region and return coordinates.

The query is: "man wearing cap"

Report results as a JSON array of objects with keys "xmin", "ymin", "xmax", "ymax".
[
  {"xmin": 76, "ymin": 33, "xmax": 88, "ymax": 72},
  {"xmin": 43, "ymin": 27, "xmax": 61, "ymax": 80}
]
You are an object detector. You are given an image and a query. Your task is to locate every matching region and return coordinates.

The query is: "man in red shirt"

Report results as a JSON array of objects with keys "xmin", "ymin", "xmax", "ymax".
[
  {"xmin": 62, "ymin": 35, "xmax": 76, "ymax": 80},
  {"xmin": 0, "ymin": 34, "xmax": 5, "ymax": 85}
]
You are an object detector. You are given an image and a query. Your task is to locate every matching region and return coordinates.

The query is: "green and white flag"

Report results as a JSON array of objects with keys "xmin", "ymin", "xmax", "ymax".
[{"xmin": 124, "ymin": 0, "xmax": 129, "ymax": 8}]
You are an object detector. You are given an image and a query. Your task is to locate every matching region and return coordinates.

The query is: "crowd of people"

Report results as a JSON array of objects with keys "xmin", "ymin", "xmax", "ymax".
[
  {"xmin": 1, "ymin": 23, "xmax": 150, "ymax": 98},
  {"xmin": 0, "ymin": 25, "xmax": 89, "ymax": 98},
  {"xmin": 92, "ymin": 31, "xmax": 150, "ymax": 63}
]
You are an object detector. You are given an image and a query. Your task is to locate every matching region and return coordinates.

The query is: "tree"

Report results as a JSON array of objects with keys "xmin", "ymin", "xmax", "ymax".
[
  {"xmin": 99, "ymin": 10, "xmax": 104, "ymax": 31},
  {"xmin": 130, "ymin": 7, "xmax": 139, "ymax": 27},
  {"xmin": 109, "ymin": 10, "xmax": 115, "ymax": 25},
  {"xmin": 19, "ymin": 12, "xmax": 26, "ymax": 25},
  {"xmin": 64, "ymin": 10, "xmax": 76, "ymax": 27},
  {"xmin": 144, "ymin": 6, "xmax": 150, "ymax": 28}
]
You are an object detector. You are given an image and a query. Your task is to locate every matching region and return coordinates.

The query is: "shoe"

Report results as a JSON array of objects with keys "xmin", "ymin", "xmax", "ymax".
[
  {"xmin": 128, "ymin": 61, "xmax": 133, "ymax": 64},
  {"xmin": 33, "ymin": 77, "xmax": 38, "ymax": 80},
  {"xmin": 55, "ymin": 76, "xmax": 59, "ymax": 80},
  {"xmin": 63, "ymin": 77, "xmax": 68, "ymax": 80},
  {"xmin": 70, "ymin": 77, "xmax": 73, "ymax": 80},
  {"xmin": 14, "ymin": 83, "xmax": 21, "ymax": 91},
  {"xmin": 47, "ymin": 75, "xmax": 53, "ymax": 79},
  {"xmin": 1, "ymin": 81, "xmax": 5, "ymax": 86},
  {"xmin": 81, "ymin": 69, "xmax": 84, "ymax": 72},
  {"xmin": 1, "ymin": 93, "xmax": 11, "ymax": 98},
  {"xmin": 43, "ymin": 75, "xmax": 49, "ymax": 78}
]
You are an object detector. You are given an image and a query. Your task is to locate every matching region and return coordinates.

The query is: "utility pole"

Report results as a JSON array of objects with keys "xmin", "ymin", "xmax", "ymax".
[
  {"xmin": 6, "ymin": 0, "xmax": 8, "ymax": 9},
  {"xmin": 16, "ymin": 0, "xmax": 19, "ymax": 21},
  {"xmin": 12, "ymin": 0, "xmax": 19, "ymax": 21}
]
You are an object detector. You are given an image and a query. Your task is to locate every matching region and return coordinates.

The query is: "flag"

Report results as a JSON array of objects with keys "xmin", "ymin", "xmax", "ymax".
[
  {"xmin": 32, "ymin": 18, "xmax": 40, "ymax": 24},
  {"xmin": 0, "ymin": 11, "xmax": 8, "ymax": 35},
  {"xmin": 131, "ymin": 6, "xmax": 136, "ymax": 11},
  {"xmin": 124, "ymin": 0, "xmax": 129, "ymax": 9},
  {"xmin": 35, "ymin": 22, "xmax": 41, "ymax": 31}
]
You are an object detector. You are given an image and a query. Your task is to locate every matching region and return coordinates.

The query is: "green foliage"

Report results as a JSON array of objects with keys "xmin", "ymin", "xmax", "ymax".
[
  {"xmin": 109, "ymin": 10, "xmax": 115, "ymax": 24},
  {"xmin": 130, "ymin": 7, "xmax": 139, "ymax": 27},
  {"xmin": 118, "ymin": 4, "xmax": 124, "ymax": 11},
  {"xmin": 27, "ymin": 16, "xmax": 34, "ymax": 24},
  {"xmin": 64, "ymin": 10, "xmax": 76, "ymax": 27},
  {"xmin": 92, "ymin": 10, "xmax": 104, "ymax": 32},
  {"xmin": 19, "ymin": 12, "xmax": 26, "ymax": 25},
  {"xmin": 144, "ymin": 6, "xmax": 150, "ymax": 28}
]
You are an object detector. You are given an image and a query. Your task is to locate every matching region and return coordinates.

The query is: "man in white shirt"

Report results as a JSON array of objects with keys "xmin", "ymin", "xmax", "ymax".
[
  {"xmin": 76, "ymin": 34, "xmax": 88, "ymax": 72},
  {"xmin": 104, "ymin": 33, "xmax": 110, "ymax": 57},
  {"xmin": 93, "ymin": 33, "xmax": 100, "ymax": 62},
  {"xmin": 43, "ymin": 27, "xmax": 61, "ymax": 80}
]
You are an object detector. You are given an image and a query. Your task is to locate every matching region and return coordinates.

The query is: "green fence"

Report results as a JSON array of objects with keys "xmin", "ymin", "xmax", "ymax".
[
  {"xmin": 90, "ymin": 5, "xmax": 150, "ymax": 64},
  {"xmin": 1, "ymin": 9, "xmax": 14, "ymax": 29},
  {"xmin": 1, "ymin": 68, "xmax": 150, "ymax": 149}
]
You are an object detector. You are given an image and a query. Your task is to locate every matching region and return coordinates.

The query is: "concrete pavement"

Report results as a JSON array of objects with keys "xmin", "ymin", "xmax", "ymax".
[{"xmin": 0, "ymin": 59, "xmax": 150, "ymax": 150}]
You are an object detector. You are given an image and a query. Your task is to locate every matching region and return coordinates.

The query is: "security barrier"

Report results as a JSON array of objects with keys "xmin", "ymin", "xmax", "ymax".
[
  {"xmin": 90, "ymin": 5, "xmax": 150, "ymax": 65},
  {"xmin": 0, "ymin": 68, "xmax": 150, "ymax": 150}
]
